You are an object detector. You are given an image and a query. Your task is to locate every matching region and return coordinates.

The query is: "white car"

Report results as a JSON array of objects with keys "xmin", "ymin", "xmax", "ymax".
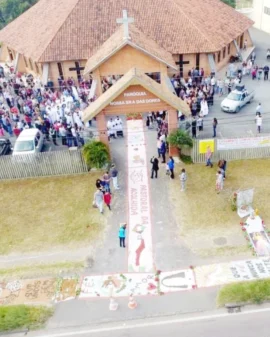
[
  {"xmin": 221, "ymin": 89, "xmax": 255, "ymax": 113},
  {"xmin": 13, "ymin": 129, "xmax": 44, "ymax": 156}
]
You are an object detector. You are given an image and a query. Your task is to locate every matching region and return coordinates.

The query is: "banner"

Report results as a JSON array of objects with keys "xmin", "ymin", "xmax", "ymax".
[
  {"xmin": 217, "ymin": 137, "xmax": 270, "ymax": 151},
  {"xmin": 199, "ymin": 139, "xmax": 215, "ymax": 154}
]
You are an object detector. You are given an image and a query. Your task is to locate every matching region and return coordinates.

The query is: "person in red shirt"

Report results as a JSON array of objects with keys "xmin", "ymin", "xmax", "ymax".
[
  {"xmin": 103, "ymin": 191, "xmax": 111, "ymax": 211},
  {"xmin": 13, "ymin": 124, "xmax": 21, "ymax": 137}
]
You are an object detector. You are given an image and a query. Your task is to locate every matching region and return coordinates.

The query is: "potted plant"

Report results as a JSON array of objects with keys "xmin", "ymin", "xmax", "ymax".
[{"xmin": 167, "ymin": 129, "xmax": 193, "ymax": 156}]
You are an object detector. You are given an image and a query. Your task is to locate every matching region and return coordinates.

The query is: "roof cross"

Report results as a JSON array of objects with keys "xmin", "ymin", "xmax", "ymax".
[{"xmin": 116, "ymin": 9, "xmax": 134, "ymax": 40}]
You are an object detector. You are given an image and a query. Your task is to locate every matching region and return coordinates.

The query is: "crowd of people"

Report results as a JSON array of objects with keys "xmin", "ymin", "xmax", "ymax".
[{"xmin": 0, "ymin": 64, "xmax": 94, "ymax": 147}]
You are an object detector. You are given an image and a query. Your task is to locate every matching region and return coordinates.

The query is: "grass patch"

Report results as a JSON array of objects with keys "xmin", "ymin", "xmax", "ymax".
[
  {"xmin": 217, "ymin": 279, "xmax": 270, "ymax": 307},
  {"xmin": 0, "ymin": 305, "xmax": 54, "ymax": 332},
  {"xmin": 0, "ymin": 173, "xmax": 106, "ymax": 254},
  {"xmin": 170, "ymin": 159, "xmax": 270, "ymax": 257},
  {"xmin": 0, "ymin": 261, "xmax": 85, "ymax": 281}
]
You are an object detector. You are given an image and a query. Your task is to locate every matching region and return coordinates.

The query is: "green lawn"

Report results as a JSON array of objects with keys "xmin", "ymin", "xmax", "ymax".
[
  {"xmin": 0, "ymin": 173, "xmax": 106, "ymax": 254},
  {"xmin": 170, "ymin": 159, "xmax": 270, "ymax": 257},
  {"xmin": 0, "ymin": 305, "xmax": 53, "ymax": 332},
  {"xmin": 217, "ymin": 279, "xmax": 270, "ymax": 307}
]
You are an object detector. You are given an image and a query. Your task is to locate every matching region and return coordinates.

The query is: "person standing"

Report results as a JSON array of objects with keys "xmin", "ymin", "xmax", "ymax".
[
  {"xmin": 256, "ymin": 113, "xmax": 262, "ymax": 133},
  {"xmin": 160, "ymin": 140, "xmax": 166, "ymax": 163},
  {"xmin": 103, "ymin": 171, "xmax": 111, "ymax": 193},
  {"xmin": 49, "ymin": 126, "xmax": 58, "ymax": 145},
  {"xmin": 256, "ymin": 103, "xmax": 262, "ymax": 116},
  {"xmin": 110, "ymin": 164, "xmax": 120, "ymax": 190},
  {"xmin": 263, "ymin": 65, "xmax": 269, "ymax": 80},
  {"xmin": 157, "ymin": 138, "xmax": 162, "ymax": 158},
  {"xmin": 206, "ymin": 146, "xmax": 213, "ymax": 168},
  {"xmin": 180, "ymin": 168, "xmax": 187, "ymax": 191},
  {"xmin": 191, "ymin": 117, "xmax": 197, "ymax": 138},
  {"xmin": 167, "ymin": 156, "xmax": 175, "ymax": 179},
  {"xmin": 213, "ymin": 118, "xmax": 218, "ymax": 138},
  {"xmin": 93, "ymin": 189, "xmax": 104, "ymax": 214},
  {"xmin": 150, "ymin": 156, "xmax": 159, "ymax": 179},
  {"xmin": 119, "ymin": 224, "xmax": 126, "ymax": 248},
  {"xmin": 104, "ymin": 191, "xmax": 112, "ymax": 211},
  {"xmin": 216, "ymin": 170, "xmax": 224, "ymax": 194}
]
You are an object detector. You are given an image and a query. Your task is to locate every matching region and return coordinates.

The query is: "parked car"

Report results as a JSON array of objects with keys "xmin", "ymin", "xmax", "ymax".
[
  {"xmin": 0, "ymin": 138, "xmax": 12, "ymax": 156},
  {"xmin": 13, "ymin": 129, "xmax": 44, "ymax": 156},
  {"xmin": 221, "ymin": 85, "xmax": 255, "ymax": 113}
]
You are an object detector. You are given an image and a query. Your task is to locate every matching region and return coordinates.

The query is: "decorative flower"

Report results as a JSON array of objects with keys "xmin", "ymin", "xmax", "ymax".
[
  {"xmin": 192, "ymin": 285, "xmax": 197, "ymax": 289},
  {"xmin": 156, "ymin": 270, "xmax": 161, "ymax": 276},
  {"xmin": 189, "ymin": 266, "xmax": 194, "ymax": 270}
]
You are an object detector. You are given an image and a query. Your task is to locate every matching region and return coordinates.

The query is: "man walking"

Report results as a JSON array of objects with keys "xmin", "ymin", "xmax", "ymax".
[
  {"xmin": 150, "ymin": 156, "xmax": 159, "ymax": 179},
  {"xmin": 256, "ymin": 113, "xmax": 262, "ymax": 133},
  {"xmin": 110, "ymin": 164, "xmax": 120, "ymax": 190},
  {"xmin": 263, "ymin": 65, "xmax": 269, "ymax": 80},
  {"xmin": 118, "ymin": 224, "xmax": 126, "ymax": 248},
  {"xmin": 160, "ymin": 140, "xmax": 166, "ymax": 163},
  {"xmin": 256, "ymin": 103, "xmax": 262, "ymax": 116},
  {"xmin": 206, "ymin": 146, "xmax": 213, "ymax": 168},
  {"xmin": 191, "ymin": 117, "xmax": 197, "ymax": 138}
]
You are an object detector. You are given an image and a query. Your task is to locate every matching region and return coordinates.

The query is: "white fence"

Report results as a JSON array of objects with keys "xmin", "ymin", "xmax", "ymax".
[
  {"xmin": 0, "ymin": 150, "xmax": 88, "ymax": 180},
  {"xmin": 190, "ymin": 137, "xmax": 270, "ymax": 163}
]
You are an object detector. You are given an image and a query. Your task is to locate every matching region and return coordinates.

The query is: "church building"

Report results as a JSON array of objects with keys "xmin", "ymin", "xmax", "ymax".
[{"xmin": 0, "ymin": 0, "xmax": 254, "ymax": 86}]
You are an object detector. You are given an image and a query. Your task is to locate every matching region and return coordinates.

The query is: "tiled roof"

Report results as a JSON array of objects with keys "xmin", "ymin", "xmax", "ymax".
[
  {"xmin": 82, "ymin": 68, "xmax": 190, "ymax": 122},
  {"xmin": 0, "ymin": 0, "xmax": 254, "ymax": 62},
  {"xmin": 84, "ymin": 24, "xmax": 178, "ymax": 75}
]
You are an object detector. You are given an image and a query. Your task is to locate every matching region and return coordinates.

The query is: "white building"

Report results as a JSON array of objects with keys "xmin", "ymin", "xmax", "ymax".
[{"xmin": 237, "ymin": 0, "xmax": 270, "ymax": 34}]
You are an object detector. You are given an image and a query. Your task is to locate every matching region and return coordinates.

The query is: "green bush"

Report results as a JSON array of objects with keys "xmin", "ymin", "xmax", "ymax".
[
  {"xmin": 180, "ymin": 154, "xmax": 193, "ymax": 164},
  {"xmin": 217, "ymin": 279, "xmax": 270, "ymax": 307},
  {"xmin": 0, "ymin": 305, "xmax": 53, "ymax": 332},
  {"xmin": 82, "ymin": 141, "xmax": 110, "ymax": 169}
]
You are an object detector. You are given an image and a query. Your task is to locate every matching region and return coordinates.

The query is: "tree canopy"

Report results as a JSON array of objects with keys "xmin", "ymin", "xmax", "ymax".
[
  {"xmin": 220, "ymin": 0, "xmax": 236, "ymax": 8},
  {"xmin": 0, "ymin": 0, "xmax": 38, "ymax": 29}
]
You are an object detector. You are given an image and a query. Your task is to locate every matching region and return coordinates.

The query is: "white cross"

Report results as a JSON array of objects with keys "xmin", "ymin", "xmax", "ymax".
[{"xmin": 116, "ymin": 9, "xmax": 134, "ymax": 40}]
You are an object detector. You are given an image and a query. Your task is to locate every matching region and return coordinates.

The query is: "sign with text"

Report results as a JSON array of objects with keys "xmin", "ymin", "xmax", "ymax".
[
  {"xmin": 105, "ymin": 85, "xmax": 169, "ymax": 114},
  {"xmin": 217, "ymin": 137, "xmax": 270, "ymax": 151}
]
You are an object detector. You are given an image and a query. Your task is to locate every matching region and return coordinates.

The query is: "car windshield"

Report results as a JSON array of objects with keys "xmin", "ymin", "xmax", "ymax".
[
  {"xmin": 228, "ymin": 93, "xmax": 241, "ymax": 101},
  {"xmin": 14, "ymin": 140, "xmax": 34, "ymax": 152}
]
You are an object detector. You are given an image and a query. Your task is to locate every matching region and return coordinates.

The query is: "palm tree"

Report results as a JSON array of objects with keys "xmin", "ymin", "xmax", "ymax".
[
  {"xmin": 82, "ymin": 141, "xmax": 110, "ymax": 169},
  {"xmin": 167, "ymin": 129, "xmax": 193, "ymax": 156}
]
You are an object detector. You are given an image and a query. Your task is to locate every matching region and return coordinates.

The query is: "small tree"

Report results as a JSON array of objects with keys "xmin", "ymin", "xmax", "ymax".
[
  {"xmin": 167, "ymin": 129, "xmax": 193, "ymax": 156},
  {"xmin": 82, "ymin": 141, "xmax": 110, "ymax": 169}
]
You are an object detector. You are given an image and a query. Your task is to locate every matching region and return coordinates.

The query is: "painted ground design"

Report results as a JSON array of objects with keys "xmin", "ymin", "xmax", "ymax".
[{"xmin": 126, "ymin": 119, "xmax": 154, "ymax": 272}]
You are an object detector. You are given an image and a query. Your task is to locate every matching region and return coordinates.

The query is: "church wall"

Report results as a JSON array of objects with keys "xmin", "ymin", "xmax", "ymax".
[
  {"xmin": 49, "ymin": 60, "xmax": 87, "ymax": 87},
  {"xmin": 98, "ymin": 45, "xmax": 162, "ymax": 76}
]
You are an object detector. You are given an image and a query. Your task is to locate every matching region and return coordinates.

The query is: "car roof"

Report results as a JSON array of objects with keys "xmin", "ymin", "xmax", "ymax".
[{"xmin": 17, "ymin": 129, "xmax": 40, "ymax": 141}]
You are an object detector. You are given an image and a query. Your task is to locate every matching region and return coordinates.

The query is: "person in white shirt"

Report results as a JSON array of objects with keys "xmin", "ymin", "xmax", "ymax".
[
  {"xmin": 256, "ymin": 103, "xmax": 262, "ymax": 115},
  {"xmin": 256, "ymin": 113, "xmax": 262, "ymax": 133},
  {"xmin": 179, "ymin": 168, "xmax": 187, "ymax": 191}
]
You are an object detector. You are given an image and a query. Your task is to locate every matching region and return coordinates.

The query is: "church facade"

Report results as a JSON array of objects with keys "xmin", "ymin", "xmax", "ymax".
[{"xmin": 0, "ymin": 0, "xmax": 254, "ymax": 87}]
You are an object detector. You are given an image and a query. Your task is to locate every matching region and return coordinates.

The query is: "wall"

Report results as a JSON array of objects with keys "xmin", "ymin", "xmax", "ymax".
[
  {"xmin": 244, "ymin": 0, "xmax": 270, "ymax": 34},
  {"xmin": 49, "ymin": 60, "xmax": 87, "ymax": 86},
  {"xmin": 98, "ymin": 45, "xmax": 164, "ymax": 76}
]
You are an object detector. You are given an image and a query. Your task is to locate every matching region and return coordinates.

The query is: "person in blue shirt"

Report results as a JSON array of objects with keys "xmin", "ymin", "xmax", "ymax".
[
  {"xmin": 160, "ymin": 140, "xmax": 166, "ymax": 163},
  {"xmin": 167, "ymin": 156, "xmax": 175, "ymax": 179},
  {"xmin": 119, "ymin": 224, "xmax": 126, "ymax": 248}
]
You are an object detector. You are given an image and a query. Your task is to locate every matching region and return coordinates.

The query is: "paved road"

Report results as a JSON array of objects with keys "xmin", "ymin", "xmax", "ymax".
[
  {"xmin": 17, "ymin": 305, "xmax": 270, "ymax": 337},
  {"xmin": 201, "ymin": 27, "xmax": 270, "ymax": 139}
]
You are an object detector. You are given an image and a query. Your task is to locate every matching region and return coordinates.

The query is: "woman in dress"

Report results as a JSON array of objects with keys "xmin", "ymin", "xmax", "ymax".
[{"xmin": 216, "ymin": 170, "xmax": 224, "ymax": 194}]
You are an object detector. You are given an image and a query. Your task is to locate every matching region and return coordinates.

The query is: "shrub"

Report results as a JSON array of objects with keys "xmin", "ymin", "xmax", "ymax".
[
  {"xmin": 167, "ymin": 129, "xmax": 193, "ymax": 156},
  {"xmin": 82, "ymin": 141, "xmax": 110, "ymax": 169}
]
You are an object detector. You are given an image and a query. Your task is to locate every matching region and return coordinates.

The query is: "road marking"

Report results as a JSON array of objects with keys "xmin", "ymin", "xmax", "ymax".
[{"xmin": 32, "ymin": 307, "xmax": 270, "ymax": 337}]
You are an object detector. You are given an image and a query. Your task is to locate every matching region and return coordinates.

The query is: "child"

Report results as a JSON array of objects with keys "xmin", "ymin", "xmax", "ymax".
[
  {"xmin": 104, "ymin": 191, "xmax": 111, "ymax": 210},
  {"xmin": 180, "ymin": 168, "xmax": 187, "ymax": 191},
  {"xmin": 165, "ymin": 163, "xmax": 170, "ymax": 176},
  {"xmin": 119, "ymin": 223, "xmax": 126, "ymax": 248},
  {"xmin": 216, "ymin": 170, "xmax": 224, "ymax": 194}
]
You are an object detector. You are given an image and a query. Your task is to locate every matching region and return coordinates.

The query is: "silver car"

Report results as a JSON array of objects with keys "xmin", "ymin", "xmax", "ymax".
[{"xmin": 221, "ymin": 89, "xmax": 255, "ymax": 113}]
